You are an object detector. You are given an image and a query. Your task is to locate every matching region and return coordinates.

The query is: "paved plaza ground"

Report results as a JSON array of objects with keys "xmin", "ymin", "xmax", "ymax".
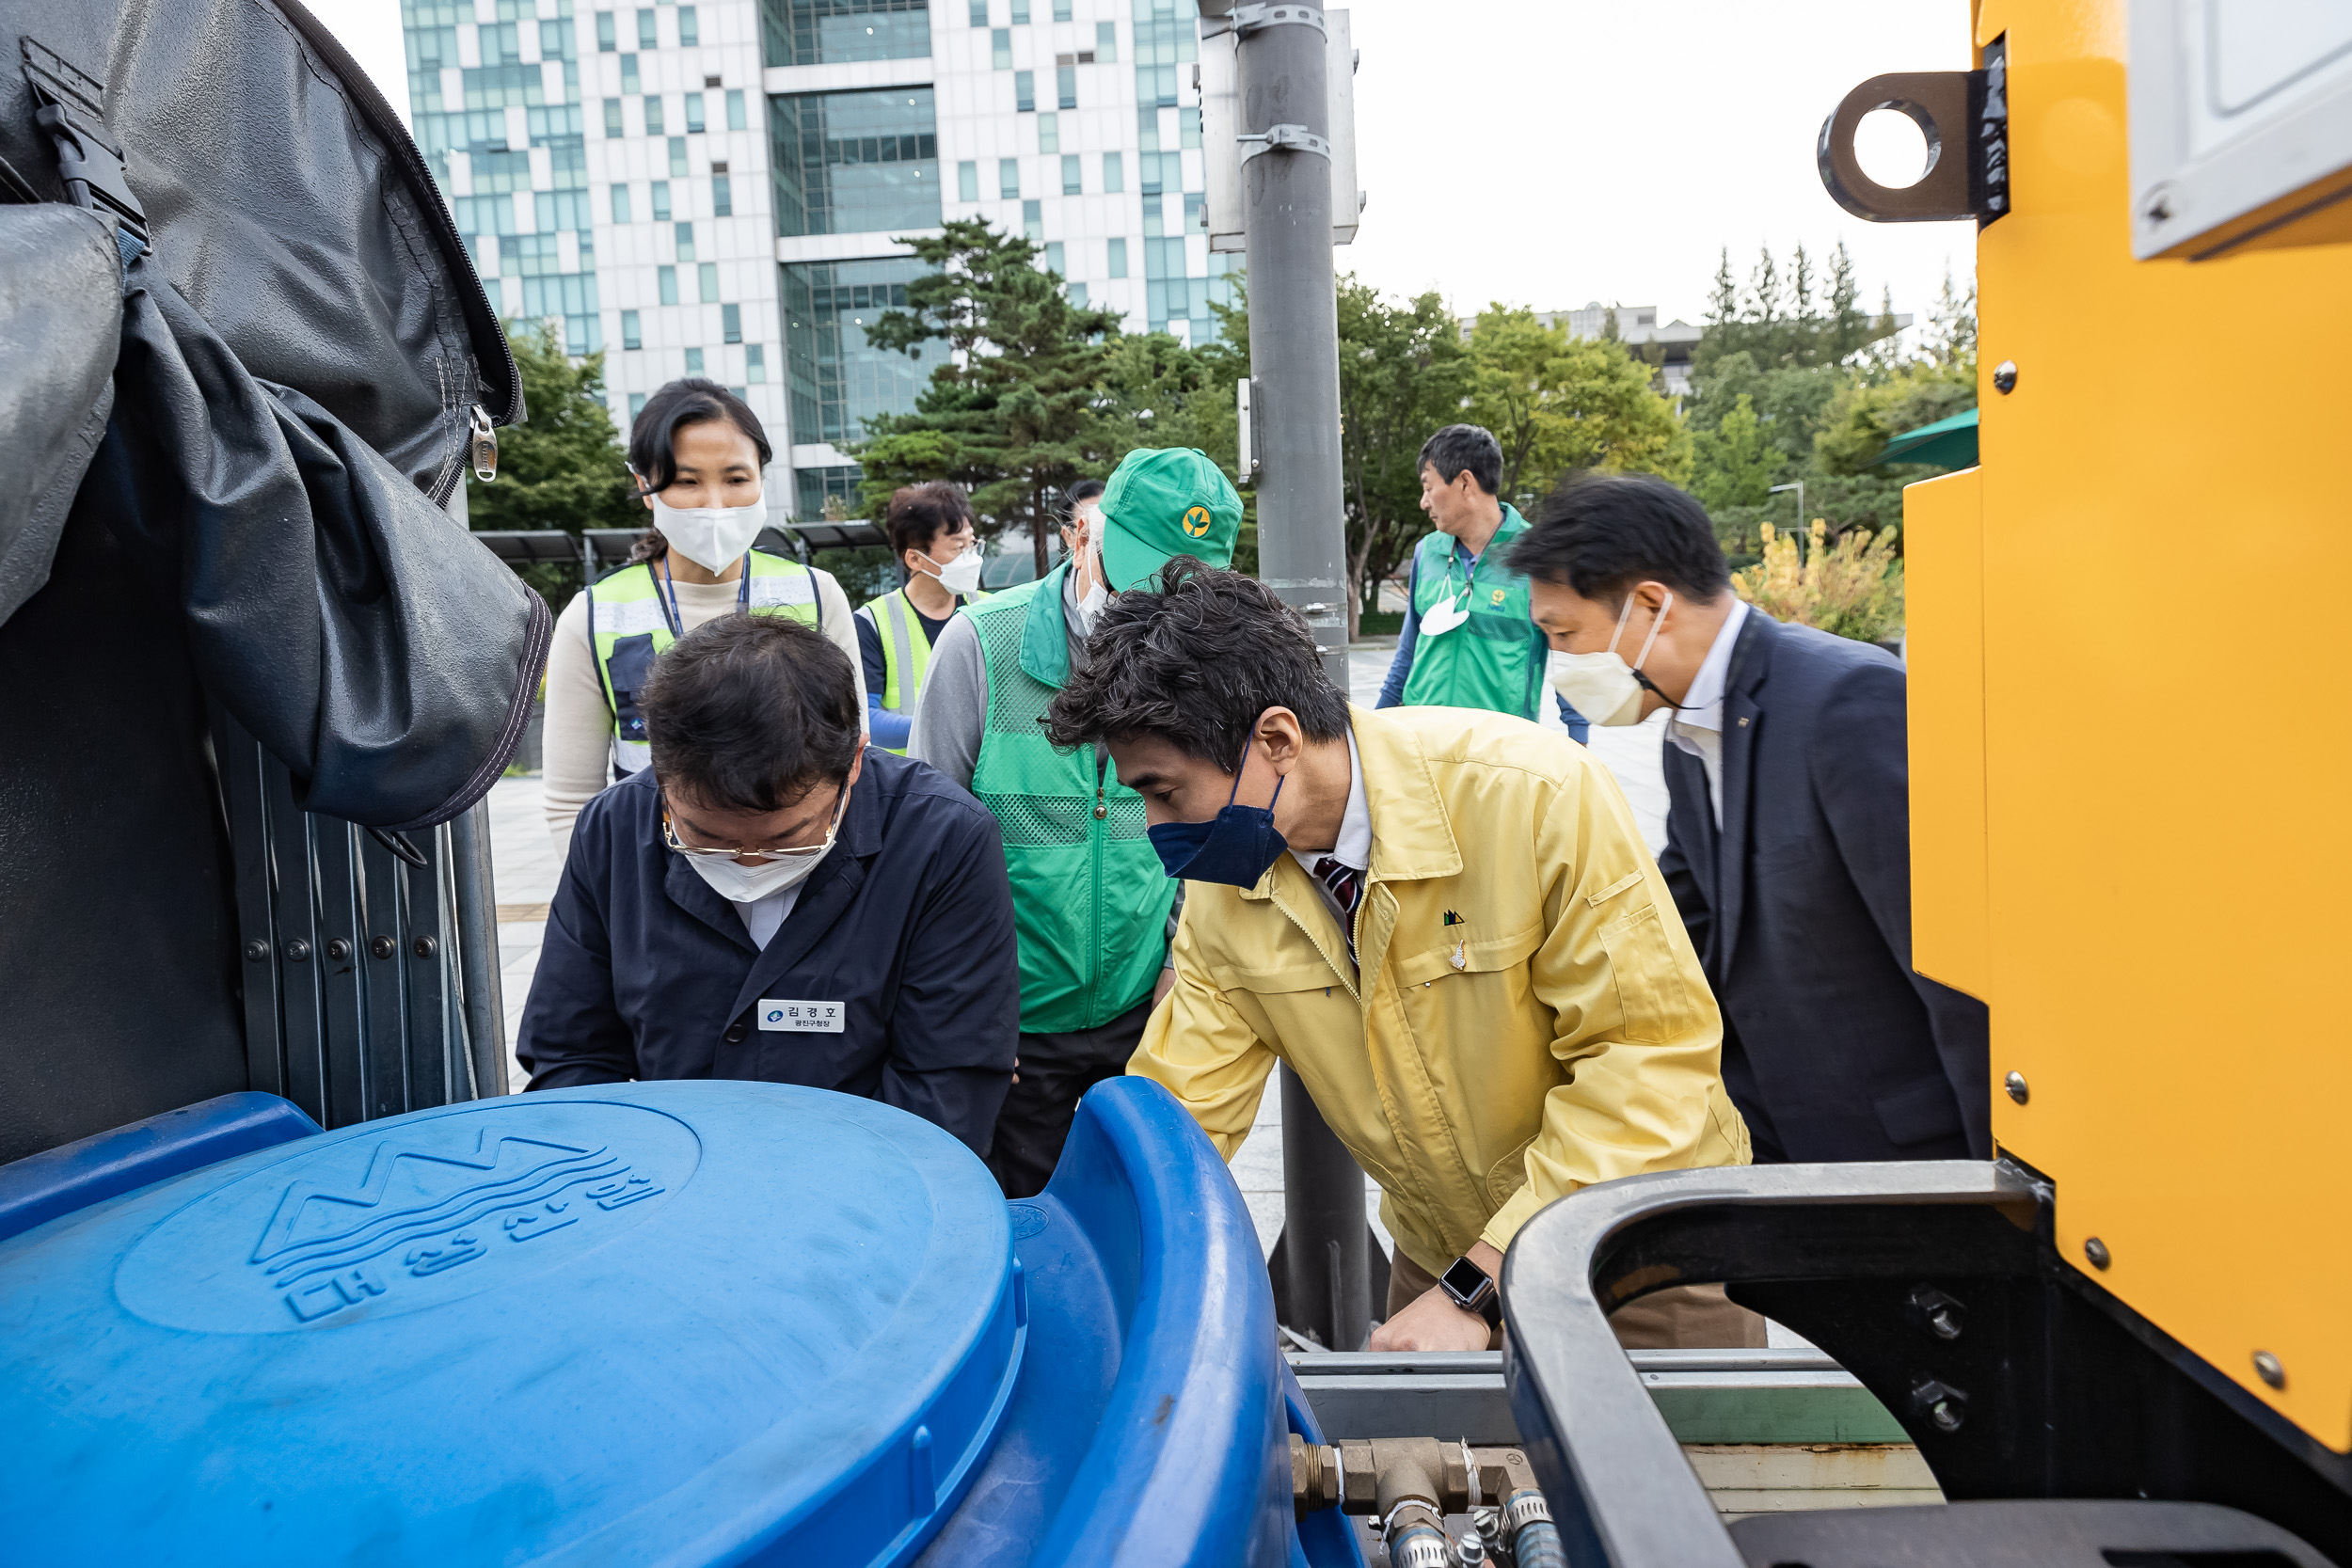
[{"xmin": 484, "ymin": 644, "xmax": 1679, "ymax": 1264}]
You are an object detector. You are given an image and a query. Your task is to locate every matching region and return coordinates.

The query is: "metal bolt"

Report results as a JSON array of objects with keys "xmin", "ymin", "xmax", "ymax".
[
  {"xmin": 370, "ymin": 935, "xmax": 397, "ymax": 960},
  {"xmin": 1908, "ymin": 1285, "xmax": 1966, "ymax": 1341},
  {"xmin": 283, "ymin": 938, "xmax": 310, "ymax": 963},
  {"xmin": 2085, "ymin": 1236, "xmax": 2112, "ymax": 1270},
  {"xmin": 1992, "ymin": 360, "xmax": 2019, "ymax": 394},
  {"xmin": 244, "ymin": 939, "xmax": 270, "ymax": 963},
  {"xmin": 411, "ymin": 935, "xmax": 437, "ymax": 958},
  {"xmin": 325, "ymin": 938, "xmax": 352, "ymax": 962},
  {"xmin": 2253, "ymin": 1352, "xmax": 2286, "ymax": 1390},
  {"xmin": 1908, "ymin": 1378, "xmax": 1968, "ymax": 1434},
  {"xmin": 2005, "ymin": 1070, "xmax": 2029, "ymax": 1104},
  {"xmin": 2141, "ymin": 185, "xmax": 2174, "ymax": 225}
]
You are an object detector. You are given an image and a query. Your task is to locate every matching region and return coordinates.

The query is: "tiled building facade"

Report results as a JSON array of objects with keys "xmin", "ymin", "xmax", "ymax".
[{"xmin": 403, "ymin": 0, "xmax": 1232, "ymax": 518}]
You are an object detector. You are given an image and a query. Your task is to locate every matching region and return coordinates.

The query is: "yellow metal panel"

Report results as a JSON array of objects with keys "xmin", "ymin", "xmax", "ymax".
[
  {"xmin": 1972, "ymin": 0, "xmax": 2352, "ymax": 1444},
  {"xmin": 1903, "ymin": 468, "xmax": 1989, "ymax": 1002}
]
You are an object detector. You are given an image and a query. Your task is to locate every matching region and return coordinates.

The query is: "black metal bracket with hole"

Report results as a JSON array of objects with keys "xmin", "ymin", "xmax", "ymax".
[{"xmin": 1817, "ymin": 35, "xmax": 2009, "ymax": 227}]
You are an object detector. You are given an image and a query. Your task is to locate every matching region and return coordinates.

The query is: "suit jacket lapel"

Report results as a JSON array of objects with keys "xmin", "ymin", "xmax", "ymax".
[
  {"xmin": 665, "ymin": 853, "xmax": 760, "ymax": 954},
  {"xmin": 1714, "ymin": 612, "xmax": 1774, "ymax": 975}
]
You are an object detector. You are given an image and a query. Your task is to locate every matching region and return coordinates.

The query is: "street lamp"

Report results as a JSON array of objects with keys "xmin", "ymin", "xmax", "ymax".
[{"xmin": 1768, "ymin": 480, "xmax": 1804, "ymax": 529}]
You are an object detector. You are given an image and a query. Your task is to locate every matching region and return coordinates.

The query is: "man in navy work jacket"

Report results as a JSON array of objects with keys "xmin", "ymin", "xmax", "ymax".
[
  {"xmin": 517, "ymin": 613, "xmax": 1019, "ymax": 1154},
  {"xmin": 1512, "ymin": 473, "xmax": 1990, "ymax": 1164}
]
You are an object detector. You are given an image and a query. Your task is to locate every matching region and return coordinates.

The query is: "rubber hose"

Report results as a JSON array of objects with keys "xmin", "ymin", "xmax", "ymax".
[{"xmin": 1511, "ymin": 1518, "xmax": 1567, "ymax": 1568}]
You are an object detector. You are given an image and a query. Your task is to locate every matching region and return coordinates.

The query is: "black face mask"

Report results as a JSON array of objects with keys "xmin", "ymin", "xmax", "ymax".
[{"xmin": 1146, "ymin": 743, "xmax": 1288, "ymax": 888}]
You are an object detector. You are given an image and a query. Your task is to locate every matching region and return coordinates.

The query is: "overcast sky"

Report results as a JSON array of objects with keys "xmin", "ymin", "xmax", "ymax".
[{"xmin": 301, "ymin": 0, "xmax": 1977, "ymax": 327}]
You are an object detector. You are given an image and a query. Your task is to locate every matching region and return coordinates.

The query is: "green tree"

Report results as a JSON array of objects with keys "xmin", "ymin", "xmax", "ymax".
[
  {"xmin": 1335, "ymin": 277, "xmax": 1470, "ymax": 637},
  {"xmin": 468, "ymin": 317, "xmax": 642, "ymax": 613},
  {"xmin": 1689, "ymin": 393, "xmax": 1783, "ymax": 515},
  {"xmin": 1814, "ymin": 357, "xmax": 1978, "ymax": 476},
  {"xmin": 855, "ymin": 218, "xmax": 1125, "ymax": 575},
  {"xmin": 1696, "ymin": 241, "xmax": 1899, "ymax": 373},
  {"xmin": 1463, "ymin": 306, "xmax": 1689, "ymax": 507}
]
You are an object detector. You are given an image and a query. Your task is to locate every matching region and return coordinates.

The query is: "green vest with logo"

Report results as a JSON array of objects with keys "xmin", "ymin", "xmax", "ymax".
[
  {"xmin": 864, "ymin": 585, "xmax": 986, "ymax": 757},
  {"xmin": 585, "ymin": 550, "xmax": 820, "ymax": 776},
  {"xmin": 1399, "ymin": 505, "xmax": 1547, "ymax": 721},
  {"xmin": 965, "ymin": 563, "xmax": 1174, "ymax": 1033}
]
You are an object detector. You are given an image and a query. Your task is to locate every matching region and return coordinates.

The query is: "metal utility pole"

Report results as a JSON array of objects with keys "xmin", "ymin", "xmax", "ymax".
[{"xmin": 1203, "ymin": 0, "xmax": 1373, "ymax": 1351}]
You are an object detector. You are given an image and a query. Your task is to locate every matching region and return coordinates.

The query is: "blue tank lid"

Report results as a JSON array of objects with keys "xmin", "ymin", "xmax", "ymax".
[{"xmin": 0, "ymin": 1083, "xmax": 1023, "ymax": 1566}]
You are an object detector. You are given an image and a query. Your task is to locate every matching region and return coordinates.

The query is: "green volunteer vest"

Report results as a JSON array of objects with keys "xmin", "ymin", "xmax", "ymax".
[
  {"xmin": 864, "ymin": 585, "xmax": 986, "ymax": 757},
  {"xmin": 1399, "ymin": 505, "xmax": 1547, "ymax": 721},
  {"xmin": 965, "ymin": 563, "xmax": 1175, "ymax": 1033},
  {"xmin": 586, "ymin": 550, "xmax": 820, "ymax": 776}
]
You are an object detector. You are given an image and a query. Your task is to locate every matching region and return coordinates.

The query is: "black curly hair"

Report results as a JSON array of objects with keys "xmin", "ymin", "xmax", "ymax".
[{"xmin": 1043, "ymin": 556, "xmax": 1351, "ymax": 768}]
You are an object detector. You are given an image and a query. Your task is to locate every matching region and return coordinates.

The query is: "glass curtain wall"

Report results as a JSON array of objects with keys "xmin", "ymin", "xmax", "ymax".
[
  {"xmin": 781, "ymin": 257, "xmax": 929, "ymax": 449},
  {"xmin": 762, "ymin": 0, "xmax": 931, "ymax": 68},
  {"xmin": 770, "ymin": 87, "xmax": 943, "ymax": 236}
]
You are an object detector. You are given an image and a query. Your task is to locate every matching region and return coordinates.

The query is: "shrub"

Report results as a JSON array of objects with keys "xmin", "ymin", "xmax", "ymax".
[{"xmin": 1733, "ymin": 519, "xmax": 1903, "ymax": 644}]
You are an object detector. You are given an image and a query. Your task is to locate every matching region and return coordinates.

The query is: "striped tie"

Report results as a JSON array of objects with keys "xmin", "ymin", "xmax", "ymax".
[{"xmin": 1313, "ymin": 856, "xmax": 1363, "ymax": 964}]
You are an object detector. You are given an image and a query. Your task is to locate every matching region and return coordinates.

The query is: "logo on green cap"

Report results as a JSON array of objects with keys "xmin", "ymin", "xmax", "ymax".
[{"xmin": 1182, "ymin": 505, "xmax": 1214, "ymax": 538}]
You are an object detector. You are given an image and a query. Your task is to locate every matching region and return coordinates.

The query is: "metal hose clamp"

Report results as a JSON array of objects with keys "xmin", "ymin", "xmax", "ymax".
[{"xmin": 1501, "ymin": 1488, "xmax": 1553, "ymax": 1537}]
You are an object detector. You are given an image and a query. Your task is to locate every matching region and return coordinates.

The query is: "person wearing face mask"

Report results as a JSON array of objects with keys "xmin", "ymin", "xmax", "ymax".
[
  {"xmin": 1511, "ymin": 472, "xmax": 1990, "ymax": 1167},
  {"xmin": 516, "ymin": 613, "xmax": 1020, "ymax": 1153},
  {"xmin": 910, "ymin": 447, "xmax": 1241, "ymax": 1198},
  {"xmin": 539, "ymin": 380, "xmax": 867, "ymax": 858},
  {"xmin": 855, "ymin": 483, "xmax": 990, "ymax": 754},
  {"xmin": 1060, "ymin": 477, "xmax": 1104, "ymax": 564},
  {"xmin": 1047, "ymin": 559, "xmax": 1756, "ymax": 1354}
]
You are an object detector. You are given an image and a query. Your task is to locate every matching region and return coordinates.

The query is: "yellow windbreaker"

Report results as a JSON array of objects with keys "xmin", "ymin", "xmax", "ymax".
[{"xmin": 1129, "ymin": 705, "xmax": 1749, "ymax": 1275}]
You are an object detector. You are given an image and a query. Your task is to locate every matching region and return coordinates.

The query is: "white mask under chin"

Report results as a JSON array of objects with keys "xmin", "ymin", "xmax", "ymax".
[
  {"xmin": 683, "ymin": 832, "xmax": 834, "ymax": 903},
  {"xmin": 648, "ymin": 490, "xmax": 768, "ymax": 573}
]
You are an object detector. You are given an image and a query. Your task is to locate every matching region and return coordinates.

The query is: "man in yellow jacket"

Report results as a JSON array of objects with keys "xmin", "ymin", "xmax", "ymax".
[{"xmin": 1045, "ymin": 559, "xmax": 1754, "ymax": 1352}]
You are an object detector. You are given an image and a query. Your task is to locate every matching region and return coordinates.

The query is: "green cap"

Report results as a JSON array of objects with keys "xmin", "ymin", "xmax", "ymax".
[{"xmin": 1094, "ymin": 447, "xmax": 1243, "ymax": 593}]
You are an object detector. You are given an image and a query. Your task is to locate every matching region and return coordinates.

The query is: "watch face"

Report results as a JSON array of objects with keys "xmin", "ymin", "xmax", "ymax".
[{"xmin": 1440, "ymin": 1255, "xmax": 1493, "ymax": 1306}]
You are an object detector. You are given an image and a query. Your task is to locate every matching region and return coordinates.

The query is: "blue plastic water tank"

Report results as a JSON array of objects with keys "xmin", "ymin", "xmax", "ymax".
[{"xmin": 0, "ymin": 1083, "xmax": 1025, "ymax": 1565}]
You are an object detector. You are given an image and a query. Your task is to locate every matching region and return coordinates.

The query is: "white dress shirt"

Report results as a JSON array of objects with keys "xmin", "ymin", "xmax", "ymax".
[
  {"xmin": 1664, "ymin": 598, "xmax": 1751, "ymax": 829},
  {"xmin": 736, "ymin": 882, "xmax": 803, "ymax": 949},
  {"xmin": 1291, "ymin": 729, "xmax": 1370, "ymax": 919}
]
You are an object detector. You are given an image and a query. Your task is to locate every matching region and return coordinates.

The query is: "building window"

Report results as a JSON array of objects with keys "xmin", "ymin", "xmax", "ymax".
[
  {"xmin": 1056, "ymin": 63, "xmax": 1075, "ymax": 109},
  {"xmin": 610, "ymin": 182, "xmax": 632, "ymax": 222},
  {"xmin": 1132, "ymin": 1, "xmax": 1191, "ymax": 109},
  {"xmin": 1037, "ymin": 111, "xmax": 1057, "ymax": 152},
  {"xmin": 998, "ymin": 157, "xmax": 1019, "ymax": 198},
  {"xmin": 991, "ymin": 26, "xmax": 1010, "ymax": 67},
  {"xmin": 1096, "ymin": 21, "xmax": 1116, "ymax": 61},
  {"xmin": 620, "ymin": 52, "xmax": 639, "ymax": 92},
  {"xmin": 712, "ymin": 173, "xmax": 733, "ymax": 215},
  {"xmin": 1010, "ymin": 0, "xmax": 1027, "ymax": 20},
  {"xmin": 747, "ymin": 343, "xmax": 767, "ymax": 382},
  {"xmin": 1068, "ymin": 281, "xmax": 1087, "ymax": 307},
  {"xmin": 1060, "ymin": 153, "xmax": 1081, "ymax": 194},
  {"xmin": 644, "ymin": 94, "xmax": 664, "ymax": 135},
  {"xmin": 628, "ymin": 391, "xmax": 647, "ymax": 420},
  {"xmin": 685, "ymin": 92, "xmax": 706, "ymax": 134},
  {"xmin": 769, "ymin": 87, "xmax": 942, "ymax": 238},
  {"xmin": 1014, "ymin": 70, "xmax": 1033, "ymax": 112},
  {"xmin": 723, "ymin": 303, "xmax": 742, "ymax": 342},
  {"xmin": 659, "ymin": 264, "xmax": 679, "ymax": 304},
  {"xmin": 766, "ymin": 0, "xmax": 933, "ymax": 69},
  {"xmin": 1180, "ymin": 105, "xmax": 1201, "ymax": 149},
  {"xmin": 677, "ymin": 5, "xmax": 698, "ymax": 45},
  {"xmin": 636, "ymin": 8, "xmax": 658, "ymax": 48},
  {"xmin": 781, "ymin": 256, "xmax": 926, "ymax": 446},
  {"xmin": 621, "ymin": 309, "xmax": 641, "ymax": 348},
  {"xmin": 1107, "ymin": 235, "xmax": 1126, "ymax": 277},
  {"xmin": 1043, "ymin": 240, "xmax": 1062, "ymax": 275},
  {"xmin": 596, "ymin": 11, "xmax": 615, "ymax": 50},
  {"xmin": 957, "ymin": 159, "xmax": 978, "ymax": 200},
  {"xmin": 603, "ymin": 97, "xmax": 624, "ymax": 135},
  {"xmin": 1052, "ymin": 0, "xmax": 1070, "ymax": 18},
  {"xmin": 651, "ymin": 180, "xmax": 672, "ymax": 220},
  {"xmin": 675, "ymin": 220, "xmax": 696, "ymax": 261},
  {"xmin": 1022, "ymin": 198, "xmax": 1041, "ymax": 240},
  {"xmin": 669, "ymin": 136, "xmax": 689, "ymax": 176},
  {"xmin": 700, "ymin": 261, "xmax": 720, "ymax": 302},
  {"xmin": 727, "ymin": 88, "xmax": 747, "ymax": 128},
  {"xmin": 1102, "ymin": 151, "xmax": 1123, "ymax": 192},
  {"xmin": 969, "ymin": 0, "xmax": 986, "ymax": 24},
  {"xmin": 685, "ymin": 347, "xmax": 705, "ymax": 374}
]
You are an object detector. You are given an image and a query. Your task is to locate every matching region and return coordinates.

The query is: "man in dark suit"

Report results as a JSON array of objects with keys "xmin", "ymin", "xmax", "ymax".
[{"xmin": 1511, "ymin": 474, "xmax": 1988, "ymax": 1163}]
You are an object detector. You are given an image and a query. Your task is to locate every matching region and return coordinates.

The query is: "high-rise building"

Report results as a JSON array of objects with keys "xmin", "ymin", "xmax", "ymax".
[{"xmin": 402, "ymin": 0, "xmax": 1232, "ymax": 521}]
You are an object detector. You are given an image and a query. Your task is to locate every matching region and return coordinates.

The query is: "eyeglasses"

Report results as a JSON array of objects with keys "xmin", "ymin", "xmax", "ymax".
[{"xmin": 660, "ymin": 789, "xmax": 844, "ymax": 862}]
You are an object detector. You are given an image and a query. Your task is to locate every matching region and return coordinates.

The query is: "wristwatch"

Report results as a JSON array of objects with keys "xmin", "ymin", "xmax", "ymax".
[{"xmin": 1438, "ymin": 1255, "xmax": 1502, "ymax": 1328}]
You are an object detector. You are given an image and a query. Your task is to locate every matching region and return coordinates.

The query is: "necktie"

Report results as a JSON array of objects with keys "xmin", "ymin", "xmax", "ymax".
[{"xmin": 1313, "ymin": 856, "xmax": 1363, "ymax": 964}]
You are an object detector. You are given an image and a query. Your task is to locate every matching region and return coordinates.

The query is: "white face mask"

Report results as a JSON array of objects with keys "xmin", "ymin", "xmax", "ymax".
[
  {"xmin": 1073, "ymin": 540, "xmax": 1110, "ymax": 633},
  {"xmin": 1548, "ymin": 591, "xmax": 1675, "ymax": 727},
  {"xmin": 671, "ymin": 803, "xmax": 842, "ymax": 903},
  {"xmin": 918, "ymin": 543, "xmax": 985, "ymax": 596},
  {"xmin": 648, "ymin": 489, "xmax": 767, "ymax": 573}
]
